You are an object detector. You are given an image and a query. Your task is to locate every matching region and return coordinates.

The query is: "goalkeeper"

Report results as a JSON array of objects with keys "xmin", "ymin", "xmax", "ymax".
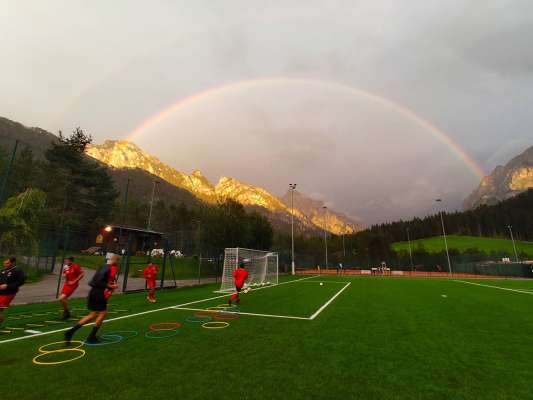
[{"xmin": 228, "ymin": 262, "xmax": 249, "ymax": 305}]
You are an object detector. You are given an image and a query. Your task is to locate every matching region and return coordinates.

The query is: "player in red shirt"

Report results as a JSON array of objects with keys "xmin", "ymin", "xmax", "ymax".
[
  {"xmin": 0, "ymin": 257, "xmax": 25, "ymax": 326},
  {"xmin": 59, "ymin": 257, "xmax": 84, "ymax": 320},
  {"xmin": 143, "ymin": 262, "xmax": 158, "ymax": 303},
  {"xmin": 229, "ymin": 262, "xmax": 249, "ymax": 305},
  {"xmin": 64, "ymin": 254, "xmax": 120, "ymax": 344}
]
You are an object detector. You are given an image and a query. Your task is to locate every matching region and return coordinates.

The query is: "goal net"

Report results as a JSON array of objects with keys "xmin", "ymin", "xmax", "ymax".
[{"xmin": 218, "ymin": 248, "xmax": 278, "ymax": 293}]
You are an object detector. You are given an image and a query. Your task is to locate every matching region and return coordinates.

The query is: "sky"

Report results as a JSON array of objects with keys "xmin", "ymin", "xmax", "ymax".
[{"xmin": 1, "ymin": 0, "xmax": 532, "ymax": 224}]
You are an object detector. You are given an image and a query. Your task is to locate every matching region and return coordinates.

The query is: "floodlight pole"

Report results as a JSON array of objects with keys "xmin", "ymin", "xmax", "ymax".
[
  {"xmin": 289, "ymin": 183, "xmax": 297, "ymax": 275},
  {"xmin": 0, "ymin": 140, "xmax": 19, "ymax": 206},
  {"xmin": 323, "ymin": 206, "xmax": 328, "ymax": 269},
  {"xmin": 407, "ymin": 227, "xmax": 414, "ymax": 271},
  {"xmin": 507, "ymin": 225, "xmax": 519, "ymax": 263},
  {"xmin": 436, "ymin": 199, "xmax": 452, "ymax": 276},
  {"xmin": 147, "ymin": 180, "xmax": 159, "ymax": 230}
]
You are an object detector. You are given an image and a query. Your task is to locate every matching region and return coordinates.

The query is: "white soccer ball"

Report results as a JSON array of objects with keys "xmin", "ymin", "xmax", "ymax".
[
  {"xmin": 266, "ymin": 281, "xmax": 271, "ymax": 285},
  {"xmin": 261, "ymin": 283, "xmax": 265, "ymax": 286},
  {"xmin": 320, "ymin": 282, "xmax": 324, "ymax": 286},
  {"xmin": 244, "ymin": 288, "xmax": 250, "ymax": 294}
]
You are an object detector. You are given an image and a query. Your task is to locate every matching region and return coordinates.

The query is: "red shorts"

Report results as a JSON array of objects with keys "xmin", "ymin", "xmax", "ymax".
[
  {"xmin": 146, "ymin": 280, "xmax": 157, "ymax": 290},
  {"xmin": 61, "ymin": 284, "xmax": 78, "ymax": 297},
  {"xmin": 0, "ymin": 294, "xmax": 16, "ymax": 309}
]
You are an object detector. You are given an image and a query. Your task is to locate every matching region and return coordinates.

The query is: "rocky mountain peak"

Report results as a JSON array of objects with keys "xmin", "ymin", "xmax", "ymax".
[{"xmin": 464, "ymin": 145, "xmax": 533, "ymax": 209}]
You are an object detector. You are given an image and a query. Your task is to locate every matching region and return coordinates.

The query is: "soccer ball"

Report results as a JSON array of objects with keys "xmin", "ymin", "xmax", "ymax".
[
  {"xmin": 261, "ymin": 283, "xmax": 265, "ymax": 286},
  {"xmin": 244, "ymin": 288, "xmax": 251, "ymax": 294},
  {"xmin": 320, "ymin": 282, "xmax": 324, "ymax": 286},
  {"xmin": 266, "ymin": 281, "xmax": 271, "ymax": 285}
]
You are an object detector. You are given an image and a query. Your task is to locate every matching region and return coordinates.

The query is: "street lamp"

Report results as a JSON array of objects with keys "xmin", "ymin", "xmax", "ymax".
[
  {"xmin": 289, "ymin": 183, "xmax": 297, "ymax": 275},
  {"xmin": 147, "ymin": 180, "xmax": 160, "ymax": 230},
  {"xmin": 323, "ymin": 206, "xmax": 328, "ymax": 269},
  {"xmin": 406, "ymin": 227, "xmax": 414, "ymax": 271},
  {"xmin": 507, "ymin": 225, "xmax": 520, "ymax": 263},
  {"xmin": 436, "ymin": 199, "xmax": 452, "ymax": 275}
]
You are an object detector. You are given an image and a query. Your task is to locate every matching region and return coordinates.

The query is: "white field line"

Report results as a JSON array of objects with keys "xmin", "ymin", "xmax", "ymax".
[
  {"xmin": 297, "ymin": 280, "xmax": 349, "ymax": 284},
  {"xmin": 454, "ymin": 280, "xmax": 533, "ymax": 295},
  {"xmin": 213, "ymin": 275, "xmax": 319, "ymax": 293},
  {"xmin": 174, "ymin": 306, "xmax": 311, "ymax": 320},
  {"xmin": 0, "ymin": 275, "xmax": 319, "ymax": 346},
  {"xmin": 309, "ymin": 282, "xmax": 351, "ymax": 320}
]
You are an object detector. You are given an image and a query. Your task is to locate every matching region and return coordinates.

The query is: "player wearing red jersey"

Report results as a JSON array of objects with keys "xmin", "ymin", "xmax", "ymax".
[
  {"xmin": 59, "ymin": 257, "xmax": 85, "ymax": 320},
  {"xmin": 143, "ymin": 262, "xmax": 158, "ymax": 303},
  {"xmin": 64, "ymin": 254, "xmax": 120, "ymax": 344},
  {"xmin": 0, "ymin": 257, "xmax": 25, "ymax": 326},
  {"xmin": 228, "ymin": 262, "xmax": 249, "ymax": 305}
]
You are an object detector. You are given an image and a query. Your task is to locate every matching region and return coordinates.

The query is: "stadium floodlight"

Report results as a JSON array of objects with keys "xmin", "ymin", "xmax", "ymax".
[
  {"xmin": 323, "ymin": 206, "xmax": 328, "ymax": 269},
  {"xmin": 218, "ymin": 248, "xmax": 278, "ymax": 293},
  {"xmin": 436, "ymin": 199, "xmax": 452, "ymax": 275},
  {"xmin": 507, "ymin": 225, "xmax": 520, "ymax": 263},
  {"xmin": 289, "ymin": 183, "xmax": 297, "ymax": 275},
  {"xmin": 147, "ymin": 180, "xmax": 160, "ymax": 230}
]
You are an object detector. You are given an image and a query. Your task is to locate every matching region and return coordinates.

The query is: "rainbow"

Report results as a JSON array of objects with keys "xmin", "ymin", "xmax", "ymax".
[{"xmin": 126, "ymin": 77, "xmax": 485, "ymax": 179}]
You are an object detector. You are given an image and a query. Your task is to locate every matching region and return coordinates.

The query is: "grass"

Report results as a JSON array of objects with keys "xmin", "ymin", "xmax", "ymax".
[
  {"xmin": 392, "ymin": 234, "xmax": 533, "ymax": 257},
  {"xmin": 2, "ymin": 275, "xmax": 533, "ymax": 399}
]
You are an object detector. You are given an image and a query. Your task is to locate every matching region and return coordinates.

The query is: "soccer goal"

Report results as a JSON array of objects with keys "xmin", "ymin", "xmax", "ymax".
[{"xmin": 217, "ymin": 248, "xmax": 279, "ymax": 293}]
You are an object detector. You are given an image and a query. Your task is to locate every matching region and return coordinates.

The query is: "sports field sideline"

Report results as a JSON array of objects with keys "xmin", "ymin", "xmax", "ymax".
[{"xmin": 2, "ymin": 275, "xmax": 533, "ymax": 400}]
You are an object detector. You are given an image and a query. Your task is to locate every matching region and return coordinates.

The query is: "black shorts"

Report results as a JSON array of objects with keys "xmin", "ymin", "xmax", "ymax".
[
  {"xmin": 235, "ymin": 286, "xmax": 242, "ymax": 293},
  {"xmin": 87, "ymin": 288, "xmax": 108, "ymax": 312}
]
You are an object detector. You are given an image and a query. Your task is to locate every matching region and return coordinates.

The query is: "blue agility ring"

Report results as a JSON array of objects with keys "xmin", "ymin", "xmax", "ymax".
[
  {"xmin": 84, "ymin": 334, "xmax": 124, "ymax": 346},
  {"xmin": 185, "ymin": 316, "xmax": 212, "ymax": 324},
  {"xmin": 103, "ymin": 330, "xmax": 138, "ymax": 339},
  {"xmin": 145, "ymin": 329, "xmax": 180, "ymax": 339}
]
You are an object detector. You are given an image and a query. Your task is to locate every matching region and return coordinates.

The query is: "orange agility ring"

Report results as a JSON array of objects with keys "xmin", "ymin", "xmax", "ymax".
[
  {"xmin": 149, "ymin": 322, "xmax": 182, "ymax": 331},
  {"xmin": 214, "ymin": 312, "xmax": 239, "ymax": 321}
]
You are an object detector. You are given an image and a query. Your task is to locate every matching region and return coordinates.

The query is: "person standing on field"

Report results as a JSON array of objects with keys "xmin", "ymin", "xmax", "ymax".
[
  {"xmin": 228, "ymin": 262, "xmax": 249, "ymax": 306},
  {"xmin": 143, "ymin": 262, "xmax": 158, "ymax": 303},
  {"xmin": 59, "ymin": 257, "xmax": 85, "ymax": 320},
  {"xmin": 0, "ymin": 257, "xmax": 25, "ymax": 326},
  {"xmin": 64, "ymin": 254, "xmax": 120, "ymax": 344}
]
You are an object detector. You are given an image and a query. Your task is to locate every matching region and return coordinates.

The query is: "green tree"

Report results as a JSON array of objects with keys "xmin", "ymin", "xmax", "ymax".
[
  {"xmin": 42, "ymin": 127, "xmax": 118, "ymax": 230},
  {"xmin": 0, "ymin": 189, "xmax": 46, "ymax": 254}
]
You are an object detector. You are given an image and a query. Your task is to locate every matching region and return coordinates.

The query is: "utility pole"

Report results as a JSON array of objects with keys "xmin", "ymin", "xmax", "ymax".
[
  {"xmin": 122, "ymin": 177, "xmax": 130, "ymax": 225},
  {"xmin": 407, "ymin": 227, "xmax": 414, "ymax": 271},
  {"xmin": 289, "ymin": 183, "xmax": 297, "ymax": 275},
  {"xmin": 436, "ymin": 199, "xmax": 452, "ymax": 276},
  {"xmin": 0, "ymin": 140, "xmax": 19, "ymax": 206},
  {"xmin": 507, "ymin": 225, "xmax": 520, "ymax": 263},
  {"xmin": 323, "ymin": 206, "xmax": 328, "ymax": 269},
  {"xmin": 147, "ymin": 180, "xmax": 159, "ymax": 230}
]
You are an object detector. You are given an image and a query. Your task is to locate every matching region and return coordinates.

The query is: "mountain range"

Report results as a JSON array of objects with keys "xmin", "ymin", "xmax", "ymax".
[
  {"xmin": 0, "ymin": 117, "xmax": 359, "ymax": 234},
  {"xmin": 464, "ymin": 145, "xmax": 533, "ymax": 209},
  {"xmin": 86, "ymin": 140, "xmax": 360, "ymax": 234}
]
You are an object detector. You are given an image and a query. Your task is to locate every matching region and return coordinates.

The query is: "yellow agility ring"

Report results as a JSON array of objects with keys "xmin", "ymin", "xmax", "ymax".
[
  {"xmin": 202, "ymin": 321, "xmax": 230, "ymax": 329},
  {"xmin": 32, "ymin": 349, "xmax": 86, "ymax": 366},
  {"xmin": 39, "ymin": 340, "xmax": 84, "ymax": 353}
]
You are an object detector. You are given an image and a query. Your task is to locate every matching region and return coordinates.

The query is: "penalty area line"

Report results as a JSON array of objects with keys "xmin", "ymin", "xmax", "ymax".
[
  {"xmin": 309, "ymin": 282, "xmax": 351, "ymax": 320},
  {"xmin": 454, "ymin": 280, "xmax": 533, "ymax": 295},
  {"xmin": 174, "ymin": 307, "xmax": 311, "ymax": 321}
]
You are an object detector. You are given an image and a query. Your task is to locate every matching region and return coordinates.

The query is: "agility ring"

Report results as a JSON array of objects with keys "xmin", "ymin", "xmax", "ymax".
[
  {"xmin": 84, "ymin": 334, "xmax": 124, "ymax": 346},
  {"xmin": 194, "ymin": 310, "xmax": 218, "ymax": 318},
  {"xmin": 202, "ymin": 321, "xmax": 230, "ymax": 330},
  {"xmin": 104, "ymin": 330, "xmax": 138, "ymax": 339},
  {"xmin": 214, "ymin": 312, "xmax": 239, "ymax": 321},
  {"xmin": 145, "ymin": 329, "xmax": 180, "ymax": 339},
  {"xmin": 149, "ymin": 322, "xmax": 182, "ymax": 331},
  {"xmin": 33, "ymin": 349, "xmax": 86, "ymax": 366},
  {"xmin": 185, "ymin": 315, "xmax": 212, "ymax": 324},
  {"xmin": 39, "ymin": 340, "xmax": 84, "ymax": 353}
]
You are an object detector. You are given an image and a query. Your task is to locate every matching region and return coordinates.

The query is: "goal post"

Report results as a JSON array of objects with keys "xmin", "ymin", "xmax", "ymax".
[{"xmin": 218, "ymin": 248, "xmax": 279, "ymax": 293}]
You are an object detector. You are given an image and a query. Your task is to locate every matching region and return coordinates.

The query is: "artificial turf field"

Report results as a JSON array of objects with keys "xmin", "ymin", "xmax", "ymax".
[{"xmin": 2, "ymin": 275, "xmax": 533, "ymax": 400}]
